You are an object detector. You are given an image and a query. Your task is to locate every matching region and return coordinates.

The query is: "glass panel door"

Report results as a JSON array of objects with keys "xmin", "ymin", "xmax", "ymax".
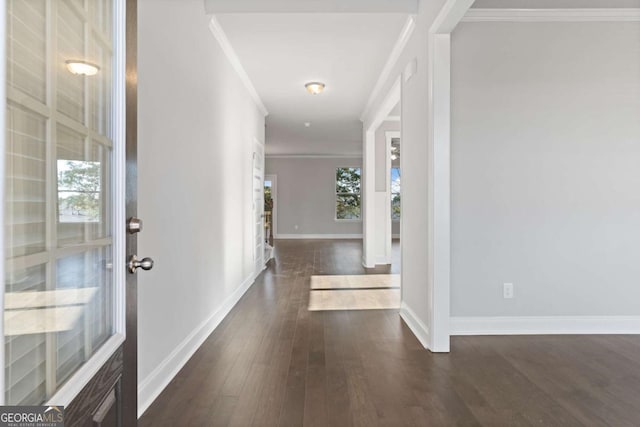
[
  {"xmin": 253, "ymin": 142, "xmax": 264, "ymax": 273},
  {"xmin": 4, "ymin": 0, "xmax": 116, "ymax": 405}
]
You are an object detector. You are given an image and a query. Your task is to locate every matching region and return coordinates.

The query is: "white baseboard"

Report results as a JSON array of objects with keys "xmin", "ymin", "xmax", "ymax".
[
  {"xmin": 375, "ymin": 255, "xmax": 391, "ymax": 265},
  {"xmin": 137, "ymin": 273, "xmax": 258, "ymax": 418},
  {"xmin": 450, "ymin": 316, "xmax": 640, "ymax": 336},
  {"xmin": 275, "ymin": 234, "xmax": 363, "ymax": 239},
  {"xmin": 399, "ymin": 302, "xmax": 430, "ymax": 349},
  {"xmin": 362, "ymin": 256, "xmax": 374, "ymax": 269}
]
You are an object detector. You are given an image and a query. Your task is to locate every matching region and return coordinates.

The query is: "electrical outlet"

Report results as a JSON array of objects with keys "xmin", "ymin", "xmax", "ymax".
[{"xmin": 503, "ymin": 283, "xmax": 514, "ymax": 299}]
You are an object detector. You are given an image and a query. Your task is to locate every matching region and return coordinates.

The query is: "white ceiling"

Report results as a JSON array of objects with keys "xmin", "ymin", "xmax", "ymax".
[
  {"xmin": 215, "ymin": 13, "xmax": 408, "ymax": 155},
  {"xmin": 205, "ymin": 0, "xmax": 417, "ymax": 14},
  {"xmin": 472, "ymin": 0, "xmax": 640, "ymax": 7}
]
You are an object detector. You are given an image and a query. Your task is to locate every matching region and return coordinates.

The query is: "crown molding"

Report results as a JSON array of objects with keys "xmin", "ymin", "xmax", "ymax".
[
  {"xmin": 208, "ymin": 16, "xmax": 269, "ymax": 116},
  {"xmin": 360, "ymin": 15, "xmax": 416, "ymax": 122},
  {"xmin": 205, "ymin": 0, "xmax": 418, "ymax": 14},
  {"xmin": 431, "ymin": 0, "xmax": 476, "ymax": 33},
  {"xmin": 266, "ymin": 154, "xmax": 362, "ymax": 159},
  {"xmin": 463, "ymin": 8, "xmax": 640, "ymax": 22}
]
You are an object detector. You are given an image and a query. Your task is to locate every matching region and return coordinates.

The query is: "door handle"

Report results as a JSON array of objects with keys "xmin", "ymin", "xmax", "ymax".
[{"xmin": 128, "ymin": 255, "xmax": 154, "ymax": 273}]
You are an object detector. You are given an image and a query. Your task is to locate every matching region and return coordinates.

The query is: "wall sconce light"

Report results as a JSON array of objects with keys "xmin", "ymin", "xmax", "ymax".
[
  {"xmin": 305, "ymin": 82, "xmax": 325, "ymax": 95},
  {"xmin": 66, "ymin": 60, "xmax": 100, "ymax": 76}
]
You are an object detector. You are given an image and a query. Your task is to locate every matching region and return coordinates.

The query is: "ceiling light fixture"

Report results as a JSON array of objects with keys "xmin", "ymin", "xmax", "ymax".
[
  {"xmin": 305, "ymin": 82, "xmax": 325, "ymax": 95},
  {"xmin": 304, "ymin": 122, "xmax": 311, "ymax": 128},
  {"xmin": 391, "ymin": 155, "xmax": 398, "ymax": 161},
  {"xmin": 391, "ymin": 146, "xmax": 398, "ymax": 151},
  {"xmin": 65, "ymin": 60, "xmax": 100, "ymax": 76}
]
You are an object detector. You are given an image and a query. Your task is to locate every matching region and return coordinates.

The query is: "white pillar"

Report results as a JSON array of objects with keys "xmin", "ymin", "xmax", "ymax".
[
  {"xmin": 363, "ymin": 130, "xmax": 376, "ymax": 268},
  {"xmin": 428, "ymin": 33, "xmax": 451, "ymax": 352}
]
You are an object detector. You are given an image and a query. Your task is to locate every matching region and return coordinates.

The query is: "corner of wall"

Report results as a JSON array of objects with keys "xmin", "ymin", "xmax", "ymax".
[{"xmin": 399, "ymin": 301, "xmax": 430, "ymax": 349}]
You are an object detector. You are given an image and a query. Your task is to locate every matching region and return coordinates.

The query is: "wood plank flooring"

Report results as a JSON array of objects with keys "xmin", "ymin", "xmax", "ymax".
[{"xmin": 139, "ymin": 239, "xmax": 640, "ymax": 426}]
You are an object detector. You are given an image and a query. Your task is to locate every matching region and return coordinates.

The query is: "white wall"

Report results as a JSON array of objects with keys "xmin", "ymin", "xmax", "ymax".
[
  {"xmin": 451, "ymin": 22, "xmax": 640, "ymax": 317},
  {"xmin": 137, "ymin": 0, "xmax": 265, "ymax": 416},
  {"xmin": 362, "ymin": 0, "xmax": 448, "ymax": 348},
  {"xmin": 265, "ymin": 157, "xmax": 363, "ymax": 237}
]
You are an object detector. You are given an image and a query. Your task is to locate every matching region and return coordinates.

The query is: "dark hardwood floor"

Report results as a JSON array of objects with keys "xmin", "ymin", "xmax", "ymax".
[{"xmin": 139, "ymin": 239, "xmax": 640, "ymax": 426}]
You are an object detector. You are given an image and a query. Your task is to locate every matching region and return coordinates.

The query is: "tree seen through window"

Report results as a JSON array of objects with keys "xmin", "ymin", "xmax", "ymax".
[
  {"xmin": 391, "ymin": 167, "xmax": 401, "ymax": 220},
  {"xmin": 57, "ymin": 160, "xmax": 101, "ymax": 223},
  {"xmin": 336, "ymin": 167, "xmax": 361, "ymax": 220}
]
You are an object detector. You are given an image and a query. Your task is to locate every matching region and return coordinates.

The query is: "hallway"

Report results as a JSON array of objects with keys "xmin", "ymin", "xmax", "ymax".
[{"xmin": 140, "ymin": 240, "xmax": 640, "ymax": 426}]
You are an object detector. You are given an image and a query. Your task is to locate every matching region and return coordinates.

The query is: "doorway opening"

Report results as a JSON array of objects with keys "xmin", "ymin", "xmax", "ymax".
[
  {"xmin": 389, "ymin": 130, "xmax": 401, "ymax": 274},
  {"xmin": 308, "ymin": 98, "xmax": 402, "ymax": 312},
  {"xmin": 264, "ymin": 175, "xmax": 276, "ymax": 259}
]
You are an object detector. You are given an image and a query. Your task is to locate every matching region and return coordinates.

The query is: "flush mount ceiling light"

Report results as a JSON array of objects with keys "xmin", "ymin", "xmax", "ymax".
[
  {"xmin": 304, "ymin": 122, "xmax": 312, "ymax": 128},
  {"xmin": 305, "ymin": 82, "xmax": 325, "ymax": 95},
  {"xmin": 65, "ymin": 60, "xmax": 100, "ymax": 76}
]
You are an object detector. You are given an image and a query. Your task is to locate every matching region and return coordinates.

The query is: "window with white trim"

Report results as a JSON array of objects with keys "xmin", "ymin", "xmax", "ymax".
[
  {"xmin": 391, "ymin": 167, "xmax": 401, "ymax": 221},
  {"xmin": 336, "ymin": 167, "xmax": 361, "ymax": 220}
]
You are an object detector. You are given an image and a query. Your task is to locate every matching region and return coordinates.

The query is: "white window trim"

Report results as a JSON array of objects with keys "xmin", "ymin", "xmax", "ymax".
[{"xmin": 0, "ymin": 0, "xmax": 7, "ymax": 403}]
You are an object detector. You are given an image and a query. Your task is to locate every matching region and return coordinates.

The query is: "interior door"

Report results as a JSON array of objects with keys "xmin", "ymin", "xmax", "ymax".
[
  {"xmin": 253, "ymin": 140, "xmax": 264, "ymax": 274},
  {"xmin": 2, "ymin": 0, "xmax": 140, "ymax": 425}
]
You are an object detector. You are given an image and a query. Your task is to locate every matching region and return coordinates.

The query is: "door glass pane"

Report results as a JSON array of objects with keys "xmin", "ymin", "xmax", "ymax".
[
  {"xmin": 56, "ymin": 0, "xmax": 86, "ymax": 124},
  {"xmin": 56, "ymin": 247, "xmax": 112, "ymax": 385},
  {"xmin": 4, "ymin": 0, "xmax": 115, "ymax": 405},
  {"xmin": 57, "ymin": 130, "xmax": 111, "ymax": 246},
  {"xmin": 5, "ymin": 265, "xmax": 47, "ymax": 405},
  {"xmin": 5, "ymin": 104, "xmax": 47, "ymax": 258},
  {"xmin": 6, "ymin": 0, "xmax": 47, "ymax": 103}
]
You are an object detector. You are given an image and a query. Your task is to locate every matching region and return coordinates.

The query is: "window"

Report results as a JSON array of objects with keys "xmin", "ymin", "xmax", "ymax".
[
  {"xmin": 57, "ymin": 160, "xmax": 102, "ymax": 223},
  {"xmin": 336, "ymin": 167, "xmax": 361, "ymax": 220},
  {"xmin": 391, "ymin": 167, "xmax": 401, "ymax": 220}
]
